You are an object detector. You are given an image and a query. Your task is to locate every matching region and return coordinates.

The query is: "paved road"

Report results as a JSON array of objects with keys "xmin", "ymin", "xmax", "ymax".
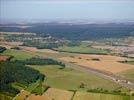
[
  {"xmin": 21, "ymin": 47, "xmax": 134, "ymax": 90},
  {"xmin": 66, "ymin": 62, "xmax": 134, "ymax": 90}
]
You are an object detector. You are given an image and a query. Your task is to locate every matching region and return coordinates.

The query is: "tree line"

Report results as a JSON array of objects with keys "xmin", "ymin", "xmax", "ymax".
[{"xmin": 14, "ymin": 57, "xmax": 65, "ymax": 68}]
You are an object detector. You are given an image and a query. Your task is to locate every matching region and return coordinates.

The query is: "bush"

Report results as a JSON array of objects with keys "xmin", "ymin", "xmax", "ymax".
[
  {"xmin": 14, "ymin": 57, "xmax": 65, "ymax": 68},
  {"xmin": 11, "ymin": 47, "xmax": 20, "ymax": 50},
  {"xmin": 0, "ymin": 46, "xmax": 6, "ymax": 53},
  {"xmin": 91, "ymin": 58, "xmax": 100, "ymax": 61},
  {"xmin": 79, "ymin": 83, "xmax": 85, "ymax": 88},
  {"xmin": 131, "ymin": 93, "xmax": 134, "ymax": 96}
]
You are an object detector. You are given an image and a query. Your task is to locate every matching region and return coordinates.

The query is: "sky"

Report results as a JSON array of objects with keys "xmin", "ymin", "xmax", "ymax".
[{"xmin": 0, "ymin": 0, "xmax": 134, "ymax": 23}]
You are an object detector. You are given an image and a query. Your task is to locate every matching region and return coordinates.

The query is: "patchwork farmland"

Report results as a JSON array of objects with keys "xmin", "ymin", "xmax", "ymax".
[
  {"xmin": 14, "ymin": 88, "xmax": 133, "ymax": 100},
  {"xmin": 0, "ymin": 32, "xmax": 134, "ymax": 100}
]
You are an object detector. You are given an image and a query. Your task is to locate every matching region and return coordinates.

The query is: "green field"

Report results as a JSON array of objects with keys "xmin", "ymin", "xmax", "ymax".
[
  {"xmin": 73, "ymin": 91, "xmax": 132, "ymax": 100},
  {"xmin": 119, "ymin": 60, "xmax": 134, "ymax": 65},
  {"xmin": 26, "ymin": 80, "xmax": 46, "ymax": 95},
  {"xmin": 12, "ymin": 80, "xmax": 46, "ymax": 96},
  {"xmin": 56, "ymin": 46, "xmax": 110, "ymax": 54},
  {"xmin": 123, "ymin": 61, "xmax": 134, "ymax": 65},
  {"xmin": 1, "ymin": 47, "xmax": 132, "ymax": 100},
  {"xmin": 29, "ymin": 65, "xmax": 122, "ymax": 91},
  {"xmin": 0, "ymin": 93, "xmax": 13, "ymax": 100},
  {"xmin": 26, "ymin": 80, "xmax": 41, "ymax": 92},
  {"xmin": 12, "ymin": 82, "xmax": 27, "ymax": 91},
  {"xmin": 1, "ymin": 49, "xmax": 36, "ymax": 60}
]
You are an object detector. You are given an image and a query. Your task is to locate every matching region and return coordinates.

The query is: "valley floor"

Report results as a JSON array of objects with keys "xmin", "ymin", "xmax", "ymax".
[{"xmin": 0, "ymin": 41, "xmax": 134, "ymax": 100}]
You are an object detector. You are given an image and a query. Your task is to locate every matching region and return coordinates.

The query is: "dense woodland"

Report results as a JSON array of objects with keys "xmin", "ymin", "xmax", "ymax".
[
  {"xmin": 0, "ymin": 61, "xmax": 45, "ymax": 96},
  {"xmin": 23, "ymin": 41, "xmax": 61, "ymax": 49},
  {"xmin": 0, "ymin": 55, "xmax": 65, "ymax": 97},
  {"xmin": 15, "ymin": 57, "xmax": 65, "ymax": 67},
  {"xmin": 0, "ymin": 23, "xmax": 134, "ymax": 40}
]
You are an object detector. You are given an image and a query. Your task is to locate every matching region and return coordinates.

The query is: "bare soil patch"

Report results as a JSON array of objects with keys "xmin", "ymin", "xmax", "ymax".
[{"xmin": 0, "ymin": 55, "xmax": 10, "ymax": 61}]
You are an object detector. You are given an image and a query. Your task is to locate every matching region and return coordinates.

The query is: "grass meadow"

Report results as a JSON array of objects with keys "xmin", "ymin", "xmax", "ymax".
[
  {"xmin": 1, "ymin": 49, "xmax": 36, "ymax": 60},
  {"xmin": 29, "ymin": 65, "xmax": 122, "ymax": 91},
  {"xmin": 56, "ymin": 46, "xmax": 110, "ymax": 54}
]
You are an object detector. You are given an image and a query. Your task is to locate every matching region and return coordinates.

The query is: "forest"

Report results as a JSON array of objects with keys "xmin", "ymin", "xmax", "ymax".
[
  {"xmin": 23, "ymin": 41, "xmax": 61, "ymax": 49},
  {"xmin": 0, "ymin": 61, "xmax": 45, "ymax": 96},
  {"xmin": 0, "ymin": 23, "xmax": 134, "ymax": 40}
]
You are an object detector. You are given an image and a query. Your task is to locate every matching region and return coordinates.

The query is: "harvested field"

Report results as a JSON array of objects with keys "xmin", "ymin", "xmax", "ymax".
[
  {"xmin": 44, "ymin": 88, "xmax": 74, "ymax": 100},
  {"xmin": 0, "ymin": 41, "xmax": 23, "ymax": 49},
  {"xmin": 0, "ymin": 41, "xmax": 23, "ymax": 47},
  {"xmin": 20, "ymin": 46, "xmax": 38, "ymax": 52},
  {"xmin": 26, "ymin": 94, "xmax": 51, "ymax": 100},
  {"xmin": 78, "ymin": 61, "xmax": 134, "ymax": 73},
  {"xmin": 0, "ymin": 55, "xmax": 10, "ymax": 61},
  {"xmin": 78, "ymin": 54, "xmax": 126, "ymax": 61},
  {"xmin": 15, "ymin": 90, "xmax": 30, "ymax": 100},
  {"xmin": 20, "ymin": 46, "xmax": 58, "ymax": 54},
  {"xmin": 60, "ymin": 54, "xmax": 134, "ymax": 73}
]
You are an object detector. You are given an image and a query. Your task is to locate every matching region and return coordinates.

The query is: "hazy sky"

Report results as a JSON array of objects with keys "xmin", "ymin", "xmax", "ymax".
[{"xmin": 0, "ymin": 0, "xmax": 134, "ymax": 22}]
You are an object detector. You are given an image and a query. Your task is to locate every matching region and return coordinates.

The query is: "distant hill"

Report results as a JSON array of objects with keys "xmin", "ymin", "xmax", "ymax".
[{"xmin": 0, "ymin": 23, "xmax": 134, "ymax": 40}]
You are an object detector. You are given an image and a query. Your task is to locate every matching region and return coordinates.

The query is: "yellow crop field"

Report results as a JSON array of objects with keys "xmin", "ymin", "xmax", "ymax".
[
  {"xmin": 19, "ymin": 46, "xmax": 58, "ymax": 54},
  {"xmin": 60, "ymin": 54, "xmax": 134, "ymax": 73},
  {"xmin": 26, "ymin": 94, "xmax": 51, "ymax": 100},
  {"xmin": 44, "ymin": 88, "xmax": 74, "ymax": 100}
]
